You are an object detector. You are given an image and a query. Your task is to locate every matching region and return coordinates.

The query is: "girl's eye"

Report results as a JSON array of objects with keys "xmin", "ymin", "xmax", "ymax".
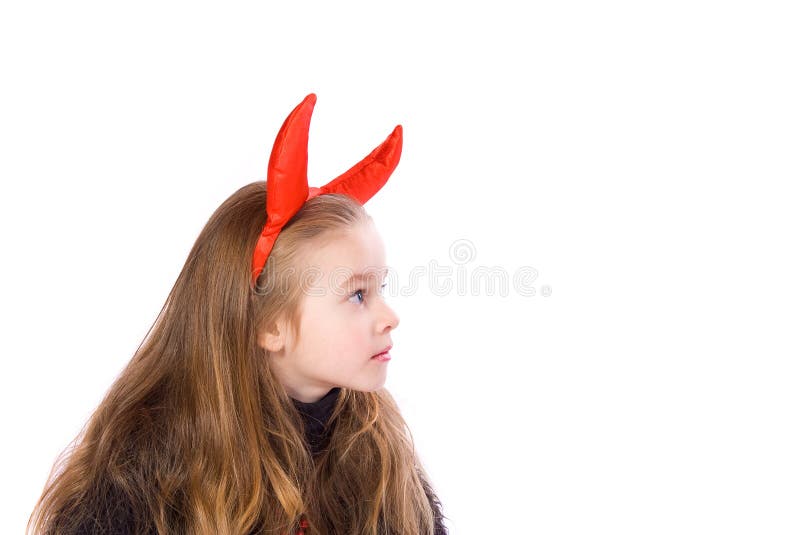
[
  {"xmin": 348, "ymin": 283, "xmax": 388, "ymax": 304},
  {"xmin": 348, "ymin": 289, "xmax": 366, "ymax": 304}
]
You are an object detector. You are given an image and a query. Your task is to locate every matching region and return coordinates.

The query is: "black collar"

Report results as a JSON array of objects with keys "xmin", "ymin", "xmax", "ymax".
[{"xmin": 291, "ymin": 387, "xmax": 341, "ymax": 456}]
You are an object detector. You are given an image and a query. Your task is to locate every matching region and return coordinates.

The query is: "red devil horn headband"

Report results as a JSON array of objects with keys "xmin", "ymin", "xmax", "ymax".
[{"xmin": 251, "ymin": 94, "xmax": 403, "ymax": 285}]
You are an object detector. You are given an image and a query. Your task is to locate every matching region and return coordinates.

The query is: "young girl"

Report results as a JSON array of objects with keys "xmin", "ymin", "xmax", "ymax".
[{"xmin": 28, "ymin": 95, "xmax": 448, "ymax": 535}]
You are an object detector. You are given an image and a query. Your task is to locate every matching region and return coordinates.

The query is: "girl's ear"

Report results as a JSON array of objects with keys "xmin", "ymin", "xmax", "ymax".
[{"xmin": 258, "ymin": 319, "xmax": 287, "ymax": 353}]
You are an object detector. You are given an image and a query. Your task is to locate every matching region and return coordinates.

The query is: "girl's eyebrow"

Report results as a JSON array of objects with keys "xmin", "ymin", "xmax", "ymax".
[{"xmin": 339, "ymin": 267, "xmax": 389, "ymax": 287}]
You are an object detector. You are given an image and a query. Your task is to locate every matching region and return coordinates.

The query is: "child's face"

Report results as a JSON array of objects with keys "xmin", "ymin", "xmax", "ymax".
[{"xmin": 267, "ymin": 220, "xmax": 400, "ymax": 403}]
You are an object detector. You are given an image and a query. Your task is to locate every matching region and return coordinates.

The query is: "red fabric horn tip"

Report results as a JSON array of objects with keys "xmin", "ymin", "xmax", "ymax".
[
  {"xmin": 319, "ymin": 125, "xmax": 403, "ymax": 203},
  {"xmin": 251, "ymin": 95, "xmax": 403, "ymax": 286}
]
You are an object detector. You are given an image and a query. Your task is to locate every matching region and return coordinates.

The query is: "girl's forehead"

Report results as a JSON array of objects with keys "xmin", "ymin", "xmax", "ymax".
[
  {"xmin": 300, "ymin": 223, "xmax": 387, "ymax": 278},
  {"xmin": 308, "ymin": 224, "xmax": 386, "ymax": 271}
]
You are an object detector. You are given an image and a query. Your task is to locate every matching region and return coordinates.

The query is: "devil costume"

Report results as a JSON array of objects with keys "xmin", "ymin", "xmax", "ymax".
[{"xmin": 69, "ymin": 94, "xmax": 447, "ymax": 534}]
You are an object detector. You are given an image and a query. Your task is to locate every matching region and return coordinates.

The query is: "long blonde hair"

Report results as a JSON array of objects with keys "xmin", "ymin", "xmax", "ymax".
[{"xmin": 28, "ymin": 181, "xmax": 440, "ymax": 535}]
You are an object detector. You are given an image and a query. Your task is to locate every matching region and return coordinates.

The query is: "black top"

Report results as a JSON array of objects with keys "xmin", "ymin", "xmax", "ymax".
[
  {"xmin": 291, "ymin": 386, "xmax": 342, "ymax": 457},
  {"xmin": 71, "ymin": 388, "xmax": 448, "ymax": 534}
]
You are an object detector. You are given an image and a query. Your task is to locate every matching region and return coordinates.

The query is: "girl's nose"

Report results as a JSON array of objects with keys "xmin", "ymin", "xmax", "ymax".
[{"xmin": 377, "ymin": 301, "xmax": 400, "ymax": 333}]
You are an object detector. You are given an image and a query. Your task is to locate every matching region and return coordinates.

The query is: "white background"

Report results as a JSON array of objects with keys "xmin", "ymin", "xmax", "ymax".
[{"xmin": 2, "ymin": 1, "xmax": 798, "ymax": 533}]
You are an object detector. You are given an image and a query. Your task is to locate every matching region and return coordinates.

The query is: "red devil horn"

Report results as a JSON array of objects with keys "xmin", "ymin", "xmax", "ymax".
[
  {"xmin": 251, "ymin": 94, "xmax": 316, "ymax": 283},
  {"xmin": 266, "ymin": 93, "xmax": 316, "ymax": 224},
  {"xmin": 318, "ymin": 125, "xmax": 403, "ymax": 203}
]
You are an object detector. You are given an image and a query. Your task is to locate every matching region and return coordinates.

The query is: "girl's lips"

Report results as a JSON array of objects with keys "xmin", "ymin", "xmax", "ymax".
[
  {"xmin": 371, "ymin": 345, "xmax": 392, "ymax": 360},
  {"xmin": 372, "ymin": 345, "xmax": 392, "ymax": 357}
]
